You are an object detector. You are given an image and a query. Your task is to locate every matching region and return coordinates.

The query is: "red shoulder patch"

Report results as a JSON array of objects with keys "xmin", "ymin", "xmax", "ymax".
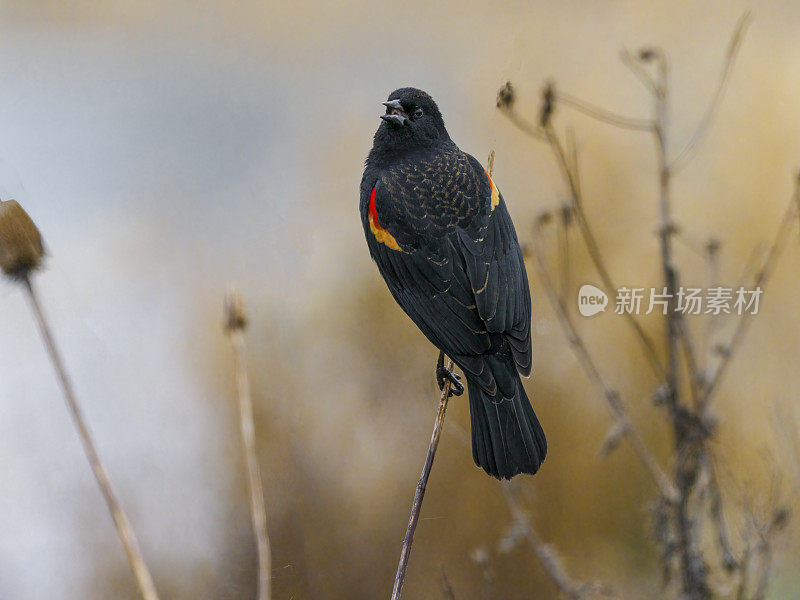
[{"xmin": 368, "ymin": 186, "xmax": 403, "ymax": 252}]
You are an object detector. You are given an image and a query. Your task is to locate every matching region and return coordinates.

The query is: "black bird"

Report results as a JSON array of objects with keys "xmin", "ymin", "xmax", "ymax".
[{"xmin": 359, "ymin": 88, "xmax": 546, "ymax": 479}]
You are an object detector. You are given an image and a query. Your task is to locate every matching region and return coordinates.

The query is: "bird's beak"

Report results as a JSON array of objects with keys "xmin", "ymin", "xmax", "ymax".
[{"xmin": 381, "ymin": 99, "xmax": 408, "ymax": 126}]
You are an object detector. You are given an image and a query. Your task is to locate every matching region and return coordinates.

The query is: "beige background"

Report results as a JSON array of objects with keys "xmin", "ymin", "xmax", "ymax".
[{"xmin": 0, "ymin": 1, "xmax": 798, "ymax": 598}]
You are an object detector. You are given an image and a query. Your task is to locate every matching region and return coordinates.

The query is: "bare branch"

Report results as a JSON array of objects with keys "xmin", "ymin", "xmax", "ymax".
[{"xmin": 669, "ymin": 12, "xmax": 753, "ymax": 173}]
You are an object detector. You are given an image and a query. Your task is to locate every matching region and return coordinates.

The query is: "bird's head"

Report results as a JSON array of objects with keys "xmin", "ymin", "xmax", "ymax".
[{"xmin": 371, "ymin": 88, "xmax": 449, "ymax": 157}]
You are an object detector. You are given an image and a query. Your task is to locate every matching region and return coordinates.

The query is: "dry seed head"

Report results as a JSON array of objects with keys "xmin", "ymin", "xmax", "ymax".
[
  {"xmin": 638, "ymin": 47, "xmax": 657, "ymax": 62},
  {"xmin": 536, "ymin": 210, "xmax": 553, "ymax": 227},
  {"xmin": 539, "ymin": 81, "xmax": 555, "ymax": 127},
  {"xmin": 0, "ymin": 199, "xmax": 44, "ymax": 281},
  {"xmin": 496, "ymin": 81, "xmax": 515, "ymax": 110},
  {"xmin": 224, "ymin": 288, "xmax": 248, "ymax": 331}
]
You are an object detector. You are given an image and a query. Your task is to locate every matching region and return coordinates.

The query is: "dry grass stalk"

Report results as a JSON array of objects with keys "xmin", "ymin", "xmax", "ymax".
[{"xmin": 224, "ymin": 288, "xmax": 271, "ymax": 600}]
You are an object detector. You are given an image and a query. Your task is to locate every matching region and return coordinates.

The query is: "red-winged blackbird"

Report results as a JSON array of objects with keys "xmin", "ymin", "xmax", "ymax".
[{"xmin": 359, "ymin": 88, "xmax": 546, "ymax": 479}]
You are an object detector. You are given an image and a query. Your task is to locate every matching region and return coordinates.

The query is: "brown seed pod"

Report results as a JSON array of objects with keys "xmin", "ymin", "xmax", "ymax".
[
  {"xmin": 224, "ymin": 288, "xmax": 248, "ymax": 332},
  {"xmin": 0, "ymin": 199, "xmax": 44, "ymax": 281}
]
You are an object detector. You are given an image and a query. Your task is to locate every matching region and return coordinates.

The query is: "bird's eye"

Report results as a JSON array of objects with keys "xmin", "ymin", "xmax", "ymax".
[{"xmin": 413, "ymin": 107, "xmax": 424, "ymax": 119}]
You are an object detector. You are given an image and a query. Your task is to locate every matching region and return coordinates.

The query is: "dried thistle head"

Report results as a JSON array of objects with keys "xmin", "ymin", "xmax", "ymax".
[
  {"xmin": 0, "ymin": 199, "xmax": 44, "ymax": 281},
  {"xmin": 224, "ymin": 288, "xmax": 248, "ymax": 332},
  {"xmin": 496, "ymin": 81, "xmax": 515, "ymax": 110}
]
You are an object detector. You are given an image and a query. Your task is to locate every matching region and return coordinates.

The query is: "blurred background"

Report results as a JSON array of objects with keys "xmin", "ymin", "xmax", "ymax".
[{"xmin": 0, "ymin": 1, "xmax": 799, "ymax": 598}]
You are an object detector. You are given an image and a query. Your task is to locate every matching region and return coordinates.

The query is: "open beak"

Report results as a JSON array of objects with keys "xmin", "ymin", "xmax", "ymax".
[{"xmin": 381, "ymin": 99, "xmax": 407, "ymax": 126}]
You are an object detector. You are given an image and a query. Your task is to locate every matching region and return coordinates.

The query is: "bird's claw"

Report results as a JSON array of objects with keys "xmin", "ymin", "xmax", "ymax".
[{"xmin": 436, "ymin": 365, "xmax": 464, "ymax": 397}]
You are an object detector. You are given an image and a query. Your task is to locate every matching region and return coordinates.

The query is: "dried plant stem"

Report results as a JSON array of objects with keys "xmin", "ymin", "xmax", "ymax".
[
  {"xmin": 498, "ymin": 107, "xmax": 548, "ymax": 141},
  {"xmin": 649, "ymin": 48, "xmax": 711, "ymax": 600},
  {"xmin": 22, "ymin": 276, "xmax": 159, "ymax": 600},
  {"xmin": 530, "ymin": 229, "xmax": 678, "ymax": 502},
  {"xmin": 438, "ymin": 566, "xmax": 457, "ymax": 600},
  {"xmin": 700, "ymin": 182, "xmax": 800, "ymax": 409},
  {"xmin": 227, "ymin": 326, "xmax": 272, "ymax": 600},
  {"xmin": 391, "ymin": 357, "xmax": 454, "ymax": 600},
  {"xmin": 542, "ymin": 124, "xmax": 667, "ymax": 382},
  {"xmin": 702, "ymin": 453, "xmax": 737, "ymax": 570},
  {"xmin": 554, "ymin": 91, "xmax": 653, "ymax": 131},
  {"xmin": 669, "ymin": 12, "xmax": 753, "ymax": 174},
  {"xmin": 501, "ymin": 483, "xmax": 590, "ymax": 600}
]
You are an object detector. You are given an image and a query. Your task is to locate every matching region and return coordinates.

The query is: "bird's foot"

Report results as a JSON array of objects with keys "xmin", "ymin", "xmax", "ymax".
[{"xmin": 436, "ymin": 364, "xmax": 464, "ymax": 397}]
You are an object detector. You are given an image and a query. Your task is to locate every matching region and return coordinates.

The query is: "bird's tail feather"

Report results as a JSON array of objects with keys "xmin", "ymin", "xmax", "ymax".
[{"xmin": 466, "ymin": 359, "xmax": 546, "ymax": 479}]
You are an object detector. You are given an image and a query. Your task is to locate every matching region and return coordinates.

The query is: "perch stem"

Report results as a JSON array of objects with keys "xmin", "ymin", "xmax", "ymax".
[
  {"xmin": 391, "ymin": 355, "xmax": 453, "ymax": 600},
  {"xmin": 22, "ymin": 277, "xmax": 160, "ymax": 600}
]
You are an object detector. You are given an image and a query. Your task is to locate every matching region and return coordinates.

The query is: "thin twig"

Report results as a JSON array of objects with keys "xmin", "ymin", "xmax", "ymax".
[
  {"xmin": 502, "ymin": 483, "xmax": 585, "ymax": 599},
  {"xmin": 557, "ymin": 203, "xmax": 570, "ymax": 306},
  {"xmin": 23, "ymin": 276, "xmax": 160, "ymax": 600},
  {"xmin": 750, "ymin": 505, "xmax": 790, "ymax": 600},
  {"xmin": 669, "ymin": 12, "xmax": 753, "ymax": 173},
  {"xmin": 501, "ymin": 483, "xmax": 618, "ymax": 600},
  {"xmin": 391, "ymin": 355, "xmax": 454, "ymax": 600},
  {"xmin": 703, "ymin": 239, "xmax": 722, "ymax": 384},
  {"xmin": 530, "ymin": 226, "xmax": 678, "ymax": 502},
  {"xmin": 225, "ymin": 290, "xmax": 271, "ymax": 600},
  {"xmin": 620, "ymin": 49, "xmax": 660, "ymax": 94},
  {"xmin": 439, "ymin": 566, "xmax": 457, "ymax": 600},
  {"xmin": 498, "ymin": 106, "xmax": 548, "ymax": 141},
  {"xmin": 702, "ymin": 452, "xmax": 738, "ymax": 571},
  {"xmin": 555, "ymin": 91, "xmax": 653, "ymax": 131},
  {"xmin": 735, "ymin": 540, "xmax": 752, "ymax": 600}
]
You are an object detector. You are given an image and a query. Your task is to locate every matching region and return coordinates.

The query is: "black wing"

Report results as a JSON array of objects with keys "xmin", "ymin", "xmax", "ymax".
[{"xmin": 362, "ymin": 151, "xmax": 531, "ymax": 390}]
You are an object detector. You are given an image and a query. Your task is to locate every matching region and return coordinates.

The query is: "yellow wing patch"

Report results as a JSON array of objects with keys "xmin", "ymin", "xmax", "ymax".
[{"xmin": 484, "ymin": 170, "xmax": 500, "ymax": 211}]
